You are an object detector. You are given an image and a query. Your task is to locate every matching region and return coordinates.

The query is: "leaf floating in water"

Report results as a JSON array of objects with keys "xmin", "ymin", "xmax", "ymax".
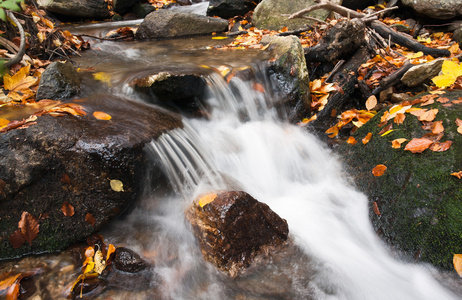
[
  {"xmin": 454, "ymin": 254, "xmax": 462, "ymax": 277},
  {"xmin": 199, "ymin": 193, "xmax": 217, "ymax": 207},
  {"xmin": 372, "ymin": 164, "xmax": 387, "ymax": 177},
  {"xmin": 94, "ymin": 250, "xmax": 106, "ymax": 274},
  {"xmin": 93, "ymin": 111, "xmax": 112, "ymax": 120},
  {"xmin": 93, "ymin": 72, "xmax": 112, "ymax": 86},
  {"xmin": 110, "ymin": 179, "xmax": 124, "ymax": 192},
  {"xmin": 212, "ymin": 36, "xmax": 228, "ymax": 40}
]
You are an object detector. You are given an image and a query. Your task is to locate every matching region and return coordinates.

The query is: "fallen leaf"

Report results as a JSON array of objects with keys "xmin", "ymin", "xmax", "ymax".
[
  {"xmin": 347, "ymin": 136, "xmax": 357, "ymax": 145},
  {"xmin": 432, "ymin": 60, "xmax": 462, "ymax": 88},
  {"xmin": 372, "ymin": 164, "xmax": 387, "ymax": 177},
  {"xmin": 391, "ymin": 138, "xmax": 407, "ymax": 149},
  {"xmin": 437, "ymin": 97, "xmax": 450, "ymax": 103},
  {"xmin": 451, "ymin": 171, "xmax": 462, "ymax": 179},
  {"xmin": 404, "ymin": 138, "xmax": 433, "ymax": 153},
  {"xmin": 456, "ymin": 118, "xmax": 462, "ymax": 134},
  {"xmin": 93, "ymin": 72, "xmax": 112, "ymax": 86},
  {"xmin": 94, "ymin": 250, "xmax": 106, "ymax": 274},
  {"xmin": 18, "ymin": 212, "xmax": 39, "ymax": 246},
  {"xmin": 109, "ymin": 179, "xmax": 124, "ymax": 192},
  {"xmin": 373, "ymin": 201, "xmax": 381, "ymax": 215},
  {"xmin": 362, "ymin": 132, "xmax": 372, "ymax": 145},
  {"xmin": 106, "ymin": 244, "xmax": 116, "ymax": 262},
  {"xmin": 61, "ymin": 173, "xmax": 71, "ymax": 184},
  {"xmin": 431, "ymin": 120, "xmax": 444, "ymax": 134},
  {"xmin": 429, "ymin": 140, "xmax": 452, "ymax": 152},
  {"xmin": 93, "ymin": 111, "xmax": 111, "ymax": 120},
  {"xmin": 9, "ymin": 229, "xmax": 25, "ymax": 249},
  {"xmin": 366, "ymin": 95, "xmax": 377, "ymax": 111},
  {"xmin": 6, "ymin": 282, "xmax": 20, "ymax": 300},
  {"xmin": 454, "ymin": 254, "xmax": 462, "ymax": 277},
  {"xmin": 85, "ymin": 213, "xmax": 95, "ymax": 226},
  {"xmin": 0, "ymin": 118, "xmax": 10, "ymax": 129},
  {"xmin": 394, "ymin": 113, "xmax": 405, "ymax": 124},
  {"xmin": 61, "ymin": 201, "xmax": 75, "ymax": 217},
  {"xmin": 253, "ymin": 83, "xmax": 265, "ymax": 93},
  {"xmin": 378, "ymin": 123, "xmax": 393, "ymax": 135},
  {"xmin": 418, "ymin": 109, "xmax": 438, "ymax": 122},
  {"xmin": 325, "ymin": 125, "xmax": 339, "ymax": 138},
  {"xmin": 199, "ymin": 193, "xmax": 217, "ymax": 207}
]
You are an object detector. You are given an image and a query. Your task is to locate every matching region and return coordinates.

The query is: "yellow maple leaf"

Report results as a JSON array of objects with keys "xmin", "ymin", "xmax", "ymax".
[{"xmin": 432, "ymin": 60, "xmax": 462, "ymax": 88}]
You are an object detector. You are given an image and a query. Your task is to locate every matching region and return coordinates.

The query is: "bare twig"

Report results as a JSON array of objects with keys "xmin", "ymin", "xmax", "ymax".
[
  {"xmin": 325, "ymin": 60, "xmax": 345, "ymax": 83},
  {"xmin": 4, "ymin": 11, "xmax": 26, "ymax": 68}
]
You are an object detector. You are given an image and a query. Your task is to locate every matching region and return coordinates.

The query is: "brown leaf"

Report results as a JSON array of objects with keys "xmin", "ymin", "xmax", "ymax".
[
  {"xmin": 378, "ymin": 123, "xmax": 393, "ymax": 135},
  {"xmin": 85, "ymin": 213, "xmax": 95, "ymax": 226},
  {"xmin": 431, "ymin": 121, "xmax": 444, "ymax": 134},
  {"xmin": 18, "ymin": 212, "xmax": 40, "ymax": 245},
  {"xmin": 61, "ymin": 201, "xmax": 75, "ymax": 217},
  {"xmin": 437, "ymin": 97, "xmax": 450, "ymax": 103},
  {"xmin": 0, "ymin": 179, "xmax": 5, "ymax": 196},
  {"xmin": 394, "ymin": 113, "xmax": 405, "ymax": 124},
  {"xmin": 422, "ymin": 132, "xmax": 444, "ymax": 142},
  {"xmin": 456, "ymin": 118, "xmax": 462, "ymax": 135},
  {"xmin": 93, "ymin": 111, "xmax": 111, "ymax": 120},
  {"xmin": 373, "ymin": 201, "xmax": 381, "ymax": 216},
  {"xmin": 404, "ymin": 138, "xmax": 433, "ymax": 153},
  {"xmin": 0, "ymin": 120, "xmax": 26, "ymax": 133},
  {"xmin": 372, "ymin": 164, "xmax": 387, "ymax": 177},
  {"xmin": 9, "ymin": 229, "xmax": 25, "ymax": 249},
  {"xmin": 61, "ymin": 173, "xmax": 71, "ymax": 184},
  {"xmin": 362, "ymin": 132, "xmax": 372, "ymax": 145},
  {"xmin": 454, "ymin": 254, "xmax": 462, "ymax": 277},
  {"xmin": 429, "ymin": 140, "xmax": 452, "ymax": 152},
  {"xmin": 418, "ymin": 109, "xmax": 438, "ymax": 122}
]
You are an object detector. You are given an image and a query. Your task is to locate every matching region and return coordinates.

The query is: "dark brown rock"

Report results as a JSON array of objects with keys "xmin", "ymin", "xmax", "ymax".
[
  {"xmin": 36, "ymin": 61, "xmax": 80, "ymax": 101},
  {"xmin": 113, "ymin": 247, "xmax": 149, "ymax": 273},
  {"xmin": 0, "ymin": 94, "xmax": 183, "ymax": 260},
  {"xmin": 186, "ymin": 191, "xmax": 289, "ymax": 277},
  {"xmin": 207, "ymin": 0, "xmax": 261, "ymax": 19},
  {"xmin": 37, "ymin": 0, "xmax": 111, "ymax": 19}
]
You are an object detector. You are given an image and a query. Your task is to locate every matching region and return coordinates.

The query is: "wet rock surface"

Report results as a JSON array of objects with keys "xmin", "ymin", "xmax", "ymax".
[
  {"xmin": 0, "ymin": 94, "xmax": 183, "ymax": 260},
  {"xmin": 36, "ymin": 61, "xmax": 81, "ymax": 101},
  {"xmin": 135, "ymin": 10, "xmax": 228, "ymax": 40},
  {"xmin": 186, "ymin": 191, "xmax": 289, "ymax": 277},
  {"xmin": 207, "ymin": 0, "xmax": 261, "ymax": 19}
]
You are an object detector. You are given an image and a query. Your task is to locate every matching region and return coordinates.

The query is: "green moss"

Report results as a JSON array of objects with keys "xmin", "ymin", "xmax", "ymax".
[{"xmin": 338, "ymin": 91, "xmax": 462, "ymax": 269}]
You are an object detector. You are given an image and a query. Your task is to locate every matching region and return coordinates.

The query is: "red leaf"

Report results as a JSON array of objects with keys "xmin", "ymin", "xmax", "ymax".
[
  {"xmin": 9, "ymin": 229, "xmax": 25, "ymax": 249},
  {"xmin": 404, "ymin": 138, "xmax": 433, "ymax": 153},
  {"xmin": 373, "ymin": 201, "xmax": 381, "ymax": 215},
  {"xmin": 61, "ymin": 201, "xmax": 75, "ymax": 217},
  {"xmin": 429, "ymin": 140, "xmax": 452, "ymax": 152},
  {"xmin": 372, "ymin": 164, "xmax": 387, "ymax": 177},
  {"xmin": 85, "ymin": 213, "xmax": 95, "ymax": 226},
  {"xmin": 18, "ymin": 212, "xmax": 39, "ymax": 245}
]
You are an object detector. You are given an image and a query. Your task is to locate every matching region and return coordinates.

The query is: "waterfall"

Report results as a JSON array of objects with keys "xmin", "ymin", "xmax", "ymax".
[{"xmin": 141, "ymin": 66, "xmax": 458, "ymax": 299}]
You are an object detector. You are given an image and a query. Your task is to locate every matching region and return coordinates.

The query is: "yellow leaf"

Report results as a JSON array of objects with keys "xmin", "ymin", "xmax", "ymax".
[
  {"xmin": 94, "ymin": 250, "xmax": 106, "ymax": 274},
  {"xmin": 381, "ymin": 129, "xmax": 394, "ymax": 136},
  {"xmin": 83, "ymin": 260, "xmax": 95, "ymax": 274},
  {"xmin": 417, "ymin": 36, "xmax": 431, "ymax": 43},
  {"xmin": 366, "ymin": 95, "xmax": 377, "ymax": 111},
  {"xmin": 199, "ymin": 193, "xmax": 217, "ymax": 207},
  {"xmin": 212, "ymin": 36, "xmax": 228, "ymax": 40},
  {"xmin": 391, "ymin": 138, "xmax": 407, "ymax": 149},
  {"xmin": 0, "ymin": 118, "xmax": 10, "ymax": 129},
  {"xmin": 110, "ymin": 179, "xmax": 124, "ymax": 192},
  {"xmin": 404, "ymin": 51, "xmax": 423, "ymax": 59},
  {"xmin": 432, "ymin": 60, "xmax": 462, "ymax": 88},
  {"xmin": 93, "ymin": 111, "xmax": 111, "ymax": 120},
  {"xmin": 454, "ymin": 254, "xmax": 462, "ymax": 277},
  {"xmin": 93, "ymin": 72, "xmax": 112, "ymax": 86}
]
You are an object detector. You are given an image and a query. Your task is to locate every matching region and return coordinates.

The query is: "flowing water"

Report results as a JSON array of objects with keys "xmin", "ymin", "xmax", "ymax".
[{"xmin": 2, "ymin": 5, "xmax": 462, "ymax": 299}]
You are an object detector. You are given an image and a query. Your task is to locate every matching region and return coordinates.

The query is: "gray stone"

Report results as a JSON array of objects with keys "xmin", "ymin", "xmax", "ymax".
[
  {"xmin": 37, "ymin": 0, "xmax": 110, "ymax": 19},
  {"xmin": 401, "ymin": 0, "xmax": 462, "ymax": 19},
  {"xmin": 207, "ymin": 0, "xmax": 260, "ymax": 19},
  {"xmin": 401, "ymin": 59, "xmax": 444, "ymax": 87},
  {"xmin": 135, "ymin": 10, "xmax": 228, "ymax": 40},
  {"xmin": 261, "ymin": 35, "xmax": 311, "ymax": 122},
  {"xmin": 36, "ymin": 61, "xmax": 80, "ymax": 101},
  {"xmin": 253, "ymin": 0, "xmax": 342, "ymax": 31}
]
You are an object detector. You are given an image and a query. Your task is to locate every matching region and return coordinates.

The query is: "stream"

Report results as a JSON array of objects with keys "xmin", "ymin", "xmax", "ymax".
[{"xmin": 1, "ymin": 3, "xmax": 462, "ymax": 299}]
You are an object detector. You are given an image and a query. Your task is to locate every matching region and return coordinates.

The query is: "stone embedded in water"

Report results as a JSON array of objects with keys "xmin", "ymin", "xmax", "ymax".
[
  {"xmin": 36, "ymin": 61, "xmax": 81, "ymax": 101},
  {"xmin": 113, "ymin": 247, "xmax": 150, "ymax": 273},
  {"xmin": 186, "ymin": 191, "xmax": 289, "ymax": 277},
  {"xmin": 135, "ymin": 10, "xmax": 229, "ymax": 40}
]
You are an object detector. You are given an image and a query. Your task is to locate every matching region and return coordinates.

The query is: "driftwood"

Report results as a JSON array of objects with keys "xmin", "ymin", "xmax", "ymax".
[
  {"xmin": 4, "ymin": 11, "xmax": 26, "ymax": 68},
  {"xmin": 371, "ymin": 61, "xmax": 413, "ymax": 95}
]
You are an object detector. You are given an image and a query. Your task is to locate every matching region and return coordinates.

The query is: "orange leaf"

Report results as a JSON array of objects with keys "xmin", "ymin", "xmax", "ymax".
[
  {"xmin": 366, "ymin": 95, "xmax": 377, "ymax": 111},
  {"xmin": 6, "ymin": 282, "xmax": 20, "ymax": 300},
  {"xmin": 85, "ymin": 213, "xmax": 95, "ymax": 226},
  {"xmin": 418, "ymin": 109, "xmax": 438, "ymax": 122},
  {"xmin": 437, "ymin": 97, "xmax": 450, "ymax": 103},
  {"xmin": 253, "ymin": 83, "xmax": 265, "ymax": 93},
  {"xmin": 325, "ymin": 125, "xmax": 339, "ymax": 138},
  {"xmin": 372, "ymin": 164, "xmax": 387, "ymax": 177},
  {"xmin": 347, "ymin": 136, "xmax": 357, "ymax": 145},
  {"xmin": 0, "ymin": 118, "xmax": 10, "ymax": 129},
  {"xmin": 404, "ymin": 138, "xmax": 433, "ymax": 153},
  {"xmin": 362, "ymin": 132, "xmax": 372, "ymax": 145},
  {"xmin": 391, "ymin": 138, "xmax": 407, "ymax": 149},
  {"xmin": 430, "ymin": 120, "xmax": 444, "ymax": 134},
  {"xmin": 456, "ymin": 118, "xmax": 462, "ymax": 135},
  {"xmin": 394, "ymin": 113, "xmax": 405, "ymax": 124},
  {"xmin": 61, "ymin": 201, "xmax": 75, "ymax": 217},
  {"xmin": 198, "ymin": 193, "xmax": 217, "ymax": 207},
  {"xmin": 18, "ymin": 212, "xmax": 39, "ymax": 245},
  {"xmin": 454, "ymin": 254, "xmax": 462, "ymax": 277},
  {"xmin": 0, "ymin": 274, "xmax": 21, "ymax": 291},
  {"xmin": 429, "ymin": 140, "xmax": 452, "ymax": 152},
  {"xmin": 372, "ymin": 201, "xmax": 381, "ymax": 215},
  {"xmin": 93, "ymin": 111, "xmax": 112, "ymax": 120},
  {"xmin": 106, "ymin": 244, "xmax": 116, "ymax": 262},
  {"xmin": 451, "ymin": 171, "xmax": 462, "ymax": 179}
]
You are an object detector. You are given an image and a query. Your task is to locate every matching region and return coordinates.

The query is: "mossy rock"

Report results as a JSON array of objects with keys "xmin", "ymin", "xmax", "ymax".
[{"xmin": 337, "ymin": 90, "xmax": 462, "ymax": 270}]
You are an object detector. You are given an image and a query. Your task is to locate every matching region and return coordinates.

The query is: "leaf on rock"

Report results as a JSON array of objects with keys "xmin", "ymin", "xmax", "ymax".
[
  {"xmin": 106, "ymin": 244, "xmax": 116, "ymax": 262},
  {"xmin": 456, "ymin": 118, "xmax": 462, "ymax": 134},
  {"xmin": 372, "ymin": 164, "xmax": 387, "ymax": 177},
  {"xmin": 9, "ymin": 229, "xmax": 25, "ymax": 249},
  {"xmin": 404, "ymin": 138, "xmax": 433, "ymax": 153},
  {"xmin": 94, "ymin": 250, "xmax": 106, "ymax": 274},
  {"xmin": 432, "ymin": 60, "xmax": 462, "ymax": 88},
  {"xmin": 93, "ymin": 72, "xmax": 112, "ymax": 86},
  {"xmin": 451, "ymin": 171, "xmax": 462, "ymax": 179},
  {"xmin": 61, "ymin": 201, "xmax": 75, "ymax": 217},
  {"xmin": 199, "ymin": 193, "xmax": 217, "ymax": 208},
  {"xmin": 418, "ymin": 109, "xmax": 438, "ymax": 122},
  {"xmin": 431, "ymin": 121, "xmax": 444, "ymax": 134},
  {"xmin": 362, "ymin": 132, "xmax": 372, "ymax": 145},
  {"xmin": 454, "ymin": 254, "xmax": 462, "ymax": 277},
  {"xmin": 394, "ymin": 113, "xmax": 405, "ymax": 124},
  {"xmin": 18, "ymin": 212, "xmax": 39, "ymax": 245},
  {"xmin": 6, "ymin": 282, "xmax": 20, "ymax": 300},
  {"xmin": 93, "ymin": 111, "xmax": 111, "ymax": 120},
  {"xmin": 429, "ymin": 140, "xmax": 452, "ymax": 152},
  {"xmin": 373, "ymin": 201, "xmax": 381, "ymax": 215},
  {"xmin": 0, "ymin": 118, "xmax": 10, "ymax": 129},
  {"xmin": 109, "ymin": 179, "xmax": 124, "ymax": 192},
  {"xmin": 391, "ymin": 138, "xmax": 407, "ymax": 149},
  {"xmin": 347, "ymin": 136, "xmax": 357, "ymax": 145},
  {"xmin": 366, "ymin": 95, "xmax": 377, "ymax": 111},
  {"xmin": 85, "ymin": 213, "xmax": 95, "ymax": 226},
  {"xmin": 325, "ymin": 125, "xmax": 339, "ymax": 138}
]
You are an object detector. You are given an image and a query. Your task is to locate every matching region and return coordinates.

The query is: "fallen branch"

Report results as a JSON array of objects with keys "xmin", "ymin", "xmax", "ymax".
[
  {"xmin": 371, "ymin": 61, "xmax": 413, "ymax": 95},
  {"xmin": 4, "ymin": 11, "xmax": 26, "ymax": 68}
]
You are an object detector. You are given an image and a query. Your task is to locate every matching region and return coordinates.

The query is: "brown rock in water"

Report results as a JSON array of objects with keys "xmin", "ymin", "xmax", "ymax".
[{"xmin": 186, "ymin": 191, "xmax": 289, "ymax": 277}]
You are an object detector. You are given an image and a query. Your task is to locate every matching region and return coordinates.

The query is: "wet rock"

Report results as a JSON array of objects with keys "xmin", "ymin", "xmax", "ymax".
[
  {"xmin": 401, "ymin": 59, "xmax": 444, "ymax": 87},
  {"xmin": 133, "ymin": 72, "xmax": 207, "ymax": 116},
  {"xmin": 0, "ymin": 94, "xmax": 183, "ymax": 260},
  {"xmin": 336, "ymin": 91, "xmax": 462, "ymax": 270},
  {"xmin": 135, "ymin": 10, "xmax": 228, "ymax": 40},
  {"xmin": 452, "ymin": 23, "xmax": 462, "ymax": 47},
  {"xmin": 37, "ymin": 0, "xmax": 110, "ymax": 19},
  {"xmin": 36, "ymin": 61, "xmax": 80, "ymax": 101},
  {"xmin": 207, "ymin": 0, "xmax": 261, "ymax": 19},
  {"xmin": 186, "ymin": 191, "xmax": 289, "ymax": 277},
  {"xmin": 113, "ymin": 0, "xmax": 141, "ymax": 15},
  {"xmin": 113, "ymin": 247, "xmax": 150, "ymax": 273},
  {"xmin": 342, "ymin": 0, "xmax": 374, "ymax": 10},
  {"xmin": 132, "ymin": 3, "xmax": 156, "ymax": 19},
  {"xmin": 401, "ymin": 0, "xmax": 462, "ymax": 19},
  {"xmin": 261, "ymin": 35, "xmax": 311, "ymax": 122},
  {"xmin": 253, "ymin": 0, "xmax": 342, "ymax": 31}
]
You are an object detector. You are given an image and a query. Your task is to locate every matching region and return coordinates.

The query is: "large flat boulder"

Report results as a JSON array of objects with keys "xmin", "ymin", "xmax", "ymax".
[
  {"xmin": 0, "ymin": 95, "xmax": 182, "ymax": 260},
  {"xmin": 37, "ymin": 0, "xmax": 111, "ymax": 19},
  {"xmin": 135, "ymin": 10, "xmax": 229, "ymax": 40},
  {"xmin": 336, "ymin": 91, "xmax": 462, "ymax": 270},
  {"xmin": 253, "ymin": 0, "xmax": 342, "ymax": 31}
]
